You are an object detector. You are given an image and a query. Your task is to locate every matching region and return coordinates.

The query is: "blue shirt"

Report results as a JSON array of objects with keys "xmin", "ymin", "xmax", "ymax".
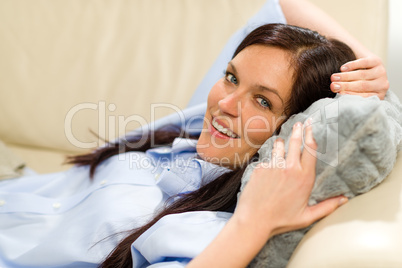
[
  {"xmin": 0, "ymin": 1, "xmax": 287, "ymax": 265},
  {"xmin": 0, "ymin": 138, "xmax": 231, "ymax": 268}
]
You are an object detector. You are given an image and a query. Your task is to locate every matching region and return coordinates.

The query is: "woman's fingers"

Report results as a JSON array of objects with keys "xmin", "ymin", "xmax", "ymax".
[
  {"xmin": 331, "ymin": 68, "xmax": 377, "ymax": 83},
  {"xmin": 336, "ymin": 90, "xmax": 378, "ymax": 98},
  {"xmin": 271, "ymin": 138, "xmax": 285, "ymax": 168},
  {"xmin": 285, "ymin": 120, "xmax": 317, "ymax": 171},
  {"xmin": 235, "ymin": 120, "xmax": 341, "ymax": 237},
  {"xmin": 330, "ymin": 79, "xmax": 384, "ymax": 94},
  {"xmin": 340, "ymin": 56, "xmax": 381, "ymax": 71},
  {"xmin": 286, "ymin": 122, "xmax": 303, "ymax": 167},
  {"xmin": 304, "ymin": 196, "xmax": 348, "ymax": 225},
  {"xmin": 330, "ymin": 55, "xmax": 389, "ymax": 100},
  {"xmin": 301, "ymin": 119, "xmax": 317, "ymax": 172}
]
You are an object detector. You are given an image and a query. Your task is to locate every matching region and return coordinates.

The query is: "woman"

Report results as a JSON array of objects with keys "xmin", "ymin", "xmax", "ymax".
[
  {"xmin": 0, "ymin": 25, "xmax": 386, "ymax": 268},
  {"xmin": 76, "ymin": 24, "xmax": 354, "ymax": 267}
]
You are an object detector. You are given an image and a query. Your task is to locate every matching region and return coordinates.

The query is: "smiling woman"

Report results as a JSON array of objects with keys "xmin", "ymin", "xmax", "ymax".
[
  {"xmin": 86, "ymin": 24, "xmax": 356, "ymax": 267},
  {"xmin": 0, "ymin": 0, "xmax": 394, "ymax": 265},
  {"xmin": 196, "ymin": 24, "xmax": 355, "ymax": 170},
  {"xmin": 197, "ymin": 45, "xmax": 294, "ymax": 168},
  {"xmin": 0, "ymin": 24, "xmax": 370, "ymax": 268}
]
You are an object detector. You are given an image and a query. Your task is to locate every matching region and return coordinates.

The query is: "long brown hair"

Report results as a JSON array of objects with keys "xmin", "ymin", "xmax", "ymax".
[{"xmin": 68, "ymin": 23, "xmax": 356, "ymax": 267}]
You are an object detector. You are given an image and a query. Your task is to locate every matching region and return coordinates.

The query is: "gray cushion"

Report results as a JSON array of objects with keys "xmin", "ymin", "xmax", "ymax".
[{"xmin": 239, "ymin": 91, "xmax": 402, "ymax": 268}]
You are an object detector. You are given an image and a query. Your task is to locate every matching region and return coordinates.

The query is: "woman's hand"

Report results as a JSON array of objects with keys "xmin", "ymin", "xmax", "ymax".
[
  {"xmin": 330, "ymin": 54, "xmax": 389, "ymax": 100},
  {"xmin": 188, "ymin": 121, "xmax": 347, "ymax": 268},
  {"xmin": 233, "ymin": 120, "xmax": 347, "ymax": 242}
]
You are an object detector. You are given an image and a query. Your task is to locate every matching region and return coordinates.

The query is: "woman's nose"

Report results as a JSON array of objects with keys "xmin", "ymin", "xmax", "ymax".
[{"xmin": 218, "ymin": 92, "xmax": 241, "ymax": 117}]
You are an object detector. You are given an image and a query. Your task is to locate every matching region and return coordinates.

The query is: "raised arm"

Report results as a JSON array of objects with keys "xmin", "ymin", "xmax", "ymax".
[
  {"xmin": 280, "ymin": 0, "xmax": 389, "ymax": 99},
  {"xmin": 187, "ymin": 122, "xmax": 347, "ymax": 268}
]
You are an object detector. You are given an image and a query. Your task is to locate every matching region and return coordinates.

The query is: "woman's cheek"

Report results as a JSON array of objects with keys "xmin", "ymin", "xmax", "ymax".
[
  {"xmin": 208, "ymin": 80, "xmax": 226, "ymax": 102},
  {"xmin": 243, "ymin": 116, "xmax": 273, "ymax": 145}
]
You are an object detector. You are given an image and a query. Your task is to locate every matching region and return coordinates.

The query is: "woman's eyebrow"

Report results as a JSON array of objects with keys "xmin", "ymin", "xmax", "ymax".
[
  {"xmin": 228, "ymin": 61, "xmax": 237, "ymax": 74},
  {"xmin": 229, "ymin": 61, "xmax": 284, "ymax": 104},
  {"xmin": 257, "ymin": 85, "xmax": 284, "ymax": 104}
]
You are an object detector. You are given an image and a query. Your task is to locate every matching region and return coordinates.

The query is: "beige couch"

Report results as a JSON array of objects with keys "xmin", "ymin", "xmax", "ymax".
[{"xmin": 1, "ymin": 0, "xmax": 401, "ymax": 266}]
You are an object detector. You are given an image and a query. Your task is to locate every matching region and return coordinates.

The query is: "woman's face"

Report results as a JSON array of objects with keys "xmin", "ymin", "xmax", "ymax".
[{"xmin": 196, "ymin": 44, "xmax": 294, "ymax": 169}]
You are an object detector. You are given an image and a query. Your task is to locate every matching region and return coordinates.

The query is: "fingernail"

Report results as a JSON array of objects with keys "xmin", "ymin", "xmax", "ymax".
[
  {"xmin": 339, "ymin": 197, "xmax": 348, "ymax": 205},
  {"xmin": 332, "ymin": 75, "xmax": 341, "ymax": 81},
  {"xmin": 275, "ymin": 138, "xmax": 284, "ymax": 149},
  {"xmin": 333, "ymin": 84, "xmax": 341, "ymax": 92},
  {"xmin": 306, "ymin": 117, "xmax": 313, "ymax": 125},
  {"xmin": 273, "ymin": 139, "xmax": 278, "ymax": 148},
  {"xmin": 341, "ymin": 66, "xmax": 348, "ymax": 72},
  {"xmin": 293, "ymin": 122, "xmax": 302, "ymax": 137}
]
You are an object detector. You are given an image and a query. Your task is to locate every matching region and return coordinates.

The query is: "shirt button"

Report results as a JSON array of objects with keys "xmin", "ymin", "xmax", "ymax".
[
  {"xmin": 154, "ymin": 173, "xmax": 160, "ymax": 181},
  {"xmin": 0, "ymin": 200, "xmax": 5, "ymax": 206},
  {"xmin": 53, "ymin": 202, "xmax": 61, "ymax": 209},
  {"xmin": 100, "ymin": 180, "xmax": 107, "ymax": 185}
]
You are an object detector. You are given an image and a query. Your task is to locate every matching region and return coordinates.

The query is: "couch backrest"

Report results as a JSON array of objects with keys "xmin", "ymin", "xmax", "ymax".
[
  {"xmin": 309, "ymin": 0, "xmax": 388, "ymax": 61},
  {"xmin": 0, "ymin": 0, "xmax": 388, "ymax": 154}
]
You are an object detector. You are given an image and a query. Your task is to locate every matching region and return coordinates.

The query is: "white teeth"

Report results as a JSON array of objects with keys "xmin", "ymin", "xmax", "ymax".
[{"xmin": 212, "ymin": 119, "xmax": 238, "ymax": 138}]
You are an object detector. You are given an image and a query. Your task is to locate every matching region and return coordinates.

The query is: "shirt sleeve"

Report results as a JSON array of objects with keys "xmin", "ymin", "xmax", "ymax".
[
  {"xmin": 131, "ymin": 211, "xmax": 232, "ymax": 267},
  {"xmin": 145, "ymin": 259, "xmax": 189, "ymax": 268}
]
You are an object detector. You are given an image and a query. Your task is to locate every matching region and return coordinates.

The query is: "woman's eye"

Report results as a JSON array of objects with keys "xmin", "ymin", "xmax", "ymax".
[
  {"xmin": 225, "ymin": 72, "xmax": 238, "ymax": 85},
  {"xmin": 256, "ymin": 97, "xmax": 271, "ymax": 109}
]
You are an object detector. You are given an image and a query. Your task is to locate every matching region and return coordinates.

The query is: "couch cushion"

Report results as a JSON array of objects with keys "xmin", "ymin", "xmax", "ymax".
[
  {"xmin": 308, "ymin": 0, "xmax": 388, "ymax": 61},
  {"xmin": 7, "ymin": 143, "xmax": 72, "ymax": 174},
  {"xmin": 288, "ymin": 151, "xmax": 402, "ymax": 268},
  {"xmin": 0, "ymin": 0, "xmax": 389, "ymax": 173},
  {"xmin": 0, "ymin": 0, "xmax": 265, "ymax": 155}
]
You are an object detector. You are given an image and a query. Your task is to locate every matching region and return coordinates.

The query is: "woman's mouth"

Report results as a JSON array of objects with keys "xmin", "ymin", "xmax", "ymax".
[{"xmin": 211, "ymin": 118, "xmax": 240, "ymax": 139}]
